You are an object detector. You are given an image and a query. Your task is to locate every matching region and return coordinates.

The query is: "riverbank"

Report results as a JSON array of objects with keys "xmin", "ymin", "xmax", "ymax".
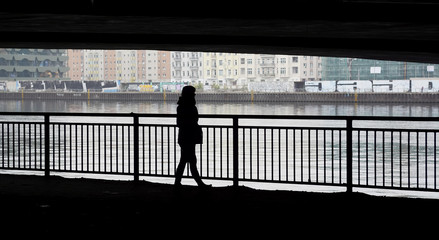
[
  {"xmin": 0, "ymin": 173, "xmax": 438, "ymax": 237},
  {"xmin": 1, "ymin": 91, "xmax": 439, "ymax": 103}
]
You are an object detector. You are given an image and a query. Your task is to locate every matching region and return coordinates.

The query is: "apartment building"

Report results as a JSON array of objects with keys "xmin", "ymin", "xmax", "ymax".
[
  {"xmin": 66, "ymin": 49, "xmax": 83, "ymax": 80},
  {"xmin": 70, "ymin": 50, "xmax": 321, "ymax": 89},
  {"xmin": 203, "ymin": 52, "xmax": 242, "ymax": 87},
  {"xmin": 103, "ymin": 50, "xmax": 117, "ymax": 81},
  {"xmin": 137, "ymin": 50, "xmax": 156, "ymax": 82},
  {"xmin": 171, "ymin": 51, "xmax": 203, "ymax": 83},
  {"xmin": 116, "ymin": 50, "xmax": 137, "ymax": 82},
  {"xmin": 83, "ymin": 50, "xmax": 104, "ymax": 81},
  {"xmin": 157, "ymin": 51, "xmax": 171, "ymax": 82},
  {"xmin": 275, "ymin": 55, "xmax": 300, "ymax": 82},
  {"xmin": 299, "ymin": 55, "xmax": 322, "ymax": 81},
  {"xmin": 202, "ymin": 53, "xmax": 320, "ymax": 89},
  {"xmin": 258, "ymin": 55, "xmax": 321, "ymax": 82},
  {"xmin": 237, "ymin": 54, "xmax": 258, "ymax": 86}
]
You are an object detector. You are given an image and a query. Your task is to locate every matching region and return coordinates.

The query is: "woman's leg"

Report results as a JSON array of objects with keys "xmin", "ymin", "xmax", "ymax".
[
  {"xmin": 176, "ymin": 143, "xmax": 209, "ymax": 187},
  {"xmin": 186, "ymin": 144, "xmax": 207, "ymax": 186},
  {"xmin": 174, "ymin": 159, "xmax": 186, "ymax": 185},
  {"xmin": 175, "ymin": 144, "xmax": 188, "ymax": 185}
]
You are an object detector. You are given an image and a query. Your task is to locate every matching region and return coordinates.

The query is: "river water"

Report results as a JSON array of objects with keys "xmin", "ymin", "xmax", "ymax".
[
  {"xmin": 1, "ymin": 99, "xmax": 439, "ymax": 199},
  {"xmin": 2, "ymin": 99, "xmax": 439, "ymax": 117}
]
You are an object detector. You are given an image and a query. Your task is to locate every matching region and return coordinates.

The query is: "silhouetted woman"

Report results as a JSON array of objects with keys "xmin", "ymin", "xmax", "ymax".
[{"xmin": 174, "ymin": 86, "xmax": 210, "ymax": 188}]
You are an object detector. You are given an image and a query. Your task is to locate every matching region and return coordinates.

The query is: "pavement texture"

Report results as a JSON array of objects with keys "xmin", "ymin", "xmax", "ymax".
[{"xmin": 0, "ymin": 173, "xmax": 438, "ymax": 238}]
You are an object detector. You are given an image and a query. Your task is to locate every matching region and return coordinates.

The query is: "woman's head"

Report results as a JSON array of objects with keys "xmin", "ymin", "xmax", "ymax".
[{"xmin": 181, "ymin": 85, "xmax": 196, "ymax": 98}]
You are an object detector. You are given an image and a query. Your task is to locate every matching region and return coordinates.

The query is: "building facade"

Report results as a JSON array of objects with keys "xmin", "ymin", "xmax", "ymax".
[
  {"xmin": 203, "ymin": 52, "xmax": 243, "ymax": 88},
  {"xmin": 72, "ymin": 50, "xmax": 172, "ymax": 83},
  {"xmin": 83, "ymin": 50, "xmax": 104, "ymax": 81},
  {"xmin": 237, "ymin": 53, "xmax": 258, "ymax": 86},
  {"xmin": 66, "ymin": 49, "xmax": 83, "ymax": 80},
  {"xmin": 137, "ymin": 50, "xmax": 154, "ymax": 82},
  {"xmin": 68, "ymin": 49, "xmax": 323, "ymax": 91},
  {"xmin": 135, "ymin": 50, "xmax": 171, "ymax": 83},
  {"xmin": 298, "ymin": 55, "xmax": 322, "ymax": 82},
  {"xmin": 321, "ymin": 57, "xmax": 439, "ymax": 81},
  {"xmin": 171, "ymin": 51, "xmax": 203, "ymax": 83},
  {"xmin": 0, "ymin": 48, "xmax": 69, "ymax": 81},
  {"xmin": 157, "ymin": 51, "xmax": 171, "ymax": 82},
  {"xmin": 201, "ymin": 53, "xmax": 319, "ymax": 90},
  {"xmin": 103, "ymin": 50, "xmax": 117, "ymax": 81},
  {"xmin": 0, "ymin": 48, "xmax": 69, "ymax": 91}
]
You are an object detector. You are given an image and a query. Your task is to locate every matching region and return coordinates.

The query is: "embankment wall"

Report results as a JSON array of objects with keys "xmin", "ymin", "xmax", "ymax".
[{"xmin": 1, "ymin": 92, "xmax": 438, "ymax": 103}]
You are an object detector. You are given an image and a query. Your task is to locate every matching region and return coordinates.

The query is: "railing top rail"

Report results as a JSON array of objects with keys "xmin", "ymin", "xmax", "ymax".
[{"xmin": 0, "ymin": 111, "xmax": 438, "ymax": 122}]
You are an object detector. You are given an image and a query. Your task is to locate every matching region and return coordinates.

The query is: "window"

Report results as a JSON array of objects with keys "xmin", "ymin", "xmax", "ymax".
[{"xmin": 292, "ymin": 67, "xmax": 298, "ymax": 74}]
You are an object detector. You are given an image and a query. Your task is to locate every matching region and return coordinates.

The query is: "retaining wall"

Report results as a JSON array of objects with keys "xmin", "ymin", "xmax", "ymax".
[{"xmin": 0, "ymin": 92, "xmax": 438, "ymax": 103}]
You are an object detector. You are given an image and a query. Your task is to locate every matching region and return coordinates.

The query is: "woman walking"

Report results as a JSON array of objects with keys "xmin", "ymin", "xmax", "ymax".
[{"xmin": 174, "ymin": 86, "xmax": 210, "ymax": 188}]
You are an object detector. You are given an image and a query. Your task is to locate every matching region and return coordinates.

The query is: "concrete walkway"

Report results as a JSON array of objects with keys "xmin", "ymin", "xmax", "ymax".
[{"xmin": 0, "ymin": 174, "xmax": 437, "ymax": 238}]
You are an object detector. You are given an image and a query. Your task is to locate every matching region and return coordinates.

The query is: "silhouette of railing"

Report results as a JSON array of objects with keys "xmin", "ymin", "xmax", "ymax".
[{"xmin": 0, "ymin": 112, "xmax": 438, "ymax": 193}]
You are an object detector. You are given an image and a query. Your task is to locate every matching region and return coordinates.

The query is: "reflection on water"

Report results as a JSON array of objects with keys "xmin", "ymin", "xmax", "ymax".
[{"xmin": 1, "ymin": 100, "xmax": 439, "ymax": 117}]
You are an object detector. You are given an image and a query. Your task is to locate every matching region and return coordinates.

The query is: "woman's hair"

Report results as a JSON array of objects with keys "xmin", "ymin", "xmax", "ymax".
[
  {"xmin": 178, "ymin": 85, "xmax": 196, "ymax": 105},
  {"xmin": 181, "ymin": 85, "xmax": 196, "ymax": 98}
]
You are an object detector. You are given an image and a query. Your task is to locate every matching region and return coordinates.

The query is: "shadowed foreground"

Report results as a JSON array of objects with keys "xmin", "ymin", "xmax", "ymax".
[{"xmin": 0, "ymin": 174, "xmax": 437, "ymax": 237}]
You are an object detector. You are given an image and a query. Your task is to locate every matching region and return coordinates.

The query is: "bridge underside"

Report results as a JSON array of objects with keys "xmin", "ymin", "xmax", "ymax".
[{"xmin": 1, "ymin": 1, "xmax": 439, "ymax": 63}]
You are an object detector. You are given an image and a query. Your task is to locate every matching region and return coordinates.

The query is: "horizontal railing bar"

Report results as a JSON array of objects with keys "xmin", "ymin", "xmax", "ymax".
[
  {"xmin": 50, "ymin": 122, "xmax": 133, "ymax": 127},
  {"xmin": 0, "ymin": 121, "xmax": 439, "ymax": 132},
  {"xmin": 140, "ymin": 124, "xmax": 177, "ymax": 127},
  {"xmin": 203, "ymin": 114, "xmax": 439, "ymax": 121},
  {"xmin": 353, "ymin": 128, "xmax": 439, "ymax": 132},
  {"xmin": 10, "ymin": 121, "xmax": 438, "ymax": 133},
  {"xmin": 200, "ymin": 125, "xmax": 233, "ymax": 128},
  {"xmin": 239, "ymin": 126, "xmax": 346, "ymax": 130},
  {"xmin": 4, "ymin": 121, "xmax": 437, "ymax": 132},
  {"xmin": 0, "ymin": 112, "xmax": 139, "ymax": 117},
  {"xmin": 1, "ymin": 111, "xmax": 439, "ymax": 122},
  {"xmin": 0, "ymin": 121, "xmax": 45, "ymax": 124}
]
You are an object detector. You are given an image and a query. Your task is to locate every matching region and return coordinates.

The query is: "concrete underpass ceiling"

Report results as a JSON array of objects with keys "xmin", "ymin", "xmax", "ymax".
[{"xmin": 1, "ymin": 0, "xmax": 439, "ymax": 63}]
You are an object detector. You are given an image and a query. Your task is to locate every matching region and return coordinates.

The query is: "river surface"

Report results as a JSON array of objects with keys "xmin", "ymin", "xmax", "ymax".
[
  {"xmin": 1, "ymin": 99, "xmax": 439, "ymax": 199},
  {"xmin": 1, "ymin": 99, "xmax": 439, "ymax": 117}
]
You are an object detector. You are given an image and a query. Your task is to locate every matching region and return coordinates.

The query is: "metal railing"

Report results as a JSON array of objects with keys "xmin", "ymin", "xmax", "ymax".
[{"xmin": 0, "ymin": 112, "xmax": 438, "ymax": 193}]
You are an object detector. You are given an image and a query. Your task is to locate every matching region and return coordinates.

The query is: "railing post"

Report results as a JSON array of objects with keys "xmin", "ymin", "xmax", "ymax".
[
  {"xmin": 44, "ymin": 114, "xmax": 50, "ymax": 178},
  {"xmin": 346, "ymin": 118, "xmax": 353, "ymax": 193},
  {"xmin": 132, "ymin": 113, "xmax": 139, "ymax": 182},
  {"xmin": 233, "ymin": 117, "xmax": 239, "ymax": 187}
]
